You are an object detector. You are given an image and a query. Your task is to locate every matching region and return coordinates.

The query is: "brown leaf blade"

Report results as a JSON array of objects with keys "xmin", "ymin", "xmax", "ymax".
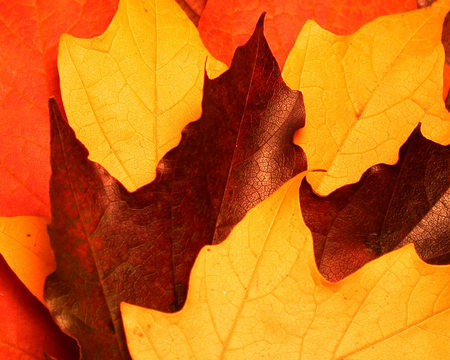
[
  {"xmin": 45, "ymin": 17, "xmax": 306, "ymax": 360},
  {"xmin": 122, "ymin": 174, "xmax": 450, "ymax": 360},
  {"xmin": 301, "ymin": 126, "xmax": 450, "ymax": 282}
]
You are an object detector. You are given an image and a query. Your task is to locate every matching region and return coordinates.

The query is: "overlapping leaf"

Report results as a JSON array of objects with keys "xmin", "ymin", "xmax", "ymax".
[
  {"xmin": 122, "ymin": 174, "xmax": 450, "ymax": 360},
  {"xmin": 301, "ymin": 126, "xmax": 449, "ymax": 282},
  {"xmin": 2, "ymin": 0, "xmax": 449, "ymax": 359},
  {"xmin": 0, "ymin": 217, "xmax": 53, "ymax": 303},
  {"xmin": 58, "ymin": 0, "xmax": 226, "ymax": 193},
  {"xmin": 443, "ymin": 12, "xmax": 450, "ymax": 104},
  {"xmin": 198, "ymin": 0, "xmax": 417, "ymax": 67},
  {"xmin": 0, "ymin": 256, "xmax": 78, "ymax": 360},
  {"xmin": 0, "ymin": 0, "xmax": 118, "ymax": 217},
  {"xmin": 45, "ymin": 19, "xmax": 306, "ymax": 360},
  {"xmin": 283, "ymin": 0, "xmax": 450, "ymax": 196},
  {"xmin": 175, "ymin": 0, "xmax": 207, "ymax": 25}
]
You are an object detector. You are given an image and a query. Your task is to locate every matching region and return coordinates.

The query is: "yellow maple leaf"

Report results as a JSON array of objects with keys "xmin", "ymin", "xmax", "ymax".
[
  {"xmin": 283, "ymin": 0, "xmax": 450, "ymax": 195},
  {"xmin": 122, "ymin": 174, "xmax": 450, "ymax": 359},
  {"xmin": 59, "ymin": 0, "xmax": 226, "ymax": 191},
  {"xmin": 0, "ymin": 217, "xmax": 53, "ymax": 303}
]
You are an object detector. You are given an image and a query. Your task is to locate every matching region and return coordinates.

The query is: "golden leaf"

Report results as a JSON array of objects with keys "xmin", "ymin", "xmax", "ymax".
[
  {"xmin": 283, "ymin": 0, "xmax": 450, "ymax": 195},
  {"xmin": 122, "ymin": 174, "xmax": 450, "ymax": 359},
  {"xmin": 59, "ymin": 0, "xmax": 226, "ymax": 191}
]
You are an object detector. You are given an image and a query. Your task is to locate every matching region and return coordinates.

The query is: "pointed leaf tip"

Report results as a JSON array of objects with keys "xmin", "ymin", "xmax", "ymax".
[
  {"xmin": 257, "ymin": 12, "xmax": 266, "ymax": 29},
  {"xmin": 228, "ymin": 14, "xmax": 280, "ymax": 75}
]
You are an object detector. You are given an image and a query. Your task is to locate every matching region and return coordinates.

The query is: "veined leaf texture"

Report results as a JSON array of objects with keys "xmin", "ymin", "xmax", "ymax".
[{"xmin": 0, "ymin": 0, "xmax": 448, "ymax": 359}]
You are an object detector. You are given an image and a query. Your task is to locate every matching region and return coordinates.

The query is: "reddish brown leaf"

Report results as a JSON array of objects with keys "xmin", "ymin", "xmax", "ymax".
[
  {"xmin": 300, "ymin": 126, "xmax": 449, "ymax": 282},
  {"xmin": 0, "ymin": 0, "xmax": 118, "ymax": 217},
  {"xmin": 443, "ymin": 12, "xmax": 450, "ymax": 64},
  {"xmin": 175, "ymin": 0, "xmax": 207, "ymax": 25},
  {"xmin": 443, "ymin": 12, "xmax": 450, "ymax": 106},
  {"xmin": 417, "ymin": 0, "xmax": 437, "ymax": 7},
  {"xmin": 45, "ymin": 17, "xmax": 306, "ymax": 360},
  {"xmin": 0, "ymin": 255, "xmax": 79, "ymax": 360}
]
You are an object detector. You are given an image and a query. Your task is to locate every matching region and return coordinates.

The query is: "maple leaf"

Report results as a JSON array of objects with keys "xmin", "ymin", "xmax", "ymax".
[
  {"xmin": 443, "ymin": 12, "xmax": 450, "ymax": 104},
  {"xmin": 122, "ymin": 173, "xmax": 450, "ymax": 360},
  {"xmin": 0, "ymin": 0, "xmax": 118, "ymax": 217},
  {"xmin": 58, "ymin": 0, "xmax": 226, "ymax": 193},
  {"xmin": 0, "ymin": 217, "xmax": 53, "ymax": 303},
  {"xmin": 45, "ymin": 18, "xmax": 306, "ymax": 360},
  {"xmin": 175, "ymin": 0, "xmax": 207, "ymax": 25},
  {"xmin": 0, "ymin": 255, "xmax": 78, "ymax": 360},
  {"xmin": 283, "ymin": 0, "xmax": 450, "ymax": 196},
  {"xmin": 197, "ymin": 0, "xmax": 417, "ymax": 67},
  {"xmin": 300, "ymin": 126, "xmax": 449, "ymax": 282}
]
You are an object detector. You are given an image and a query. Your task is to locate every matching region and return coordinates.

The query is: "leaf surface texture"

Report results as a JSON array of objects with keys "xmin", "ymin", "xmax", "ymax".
[
  {"xmin": 58, "ymin": 0, "xmax": 226, "ymax": 192},
  {"xmin": 45, "ymin": 19, "xmax": 306, "ymax": 359},
  {"xmin": 123, "ymin": 174, "xmax": 450, "ymax": 360},
  {"xmin": 301, "ymin": 127, "xmax": 450, "ymax": 281},
  {"xmin": 283, "ymin": 0, "xmax": 450, "ymax": 195}
]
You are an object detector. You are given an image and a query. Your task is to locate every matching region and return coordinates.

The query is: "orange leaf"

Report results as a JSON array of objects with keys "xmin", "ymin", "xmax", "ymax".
[
  {"xmin": 58, "ymin": 0, "xmax": 226, "ymax": 192},
  {"xmin": 0, "ymin": 217, "xmax": 53, "ymax": 304},
  {"xmin": 0, "ymin": 0, "xmax": 118, "ymax": 217},
  {"xmin": 198, "ymin": 0, "xmax": 417, "ymax": 67},
  {"xmin": 122, "ymin": 174, "xmax": 450, "ymax": 359},
  {"xmin": 283, "ymin": 0, "xmax": 450, "ymax": 195}
]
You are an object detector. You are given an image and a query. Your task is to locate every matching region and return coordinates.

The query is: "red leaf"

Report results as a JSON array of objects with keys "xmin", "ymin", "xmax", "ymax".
[
  {"xmin": 300, "ymin": 126, "xmax": 450, "ymax": 282},
  {"xmin": 0, "ymin": 0, "xmax": 118, "ymax": 217},
  {"xmin": 0, "ymin": 255, "xmax": 78, "ymax": 360},
  {"xmin": 198, "ymin": 0, "xmax": 417, "ymax": 67},
  {"xmin": 45, "ymin": 18, "xmax": 306, "ymax": 360}
]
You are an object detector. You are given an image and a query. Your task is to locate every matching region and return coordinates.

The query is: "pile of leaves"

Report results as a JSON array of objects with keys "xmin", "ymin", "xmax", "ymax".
[{"xmin": 1, "ymin": 0, "xmax": 449, "ymax": 359}]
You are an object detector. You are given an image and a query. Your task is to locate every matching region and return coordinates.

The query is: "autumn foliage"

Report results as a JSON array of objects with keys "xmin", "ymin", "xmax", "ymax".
[{"xmin": 0, "ymin": 0, "xmax": 449, "ymax": 359}]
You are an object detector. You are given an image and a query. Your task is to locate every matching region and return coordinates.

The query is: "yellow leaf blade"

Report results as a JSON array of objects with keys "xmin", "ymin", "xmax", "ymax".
[
  {"xmin": 59, "ymin": 0, "xmax": 226, "ymax": 191},
  {"xmin": 122, "ymin": 174, "xmax": 450, "ymax": 359},
  {"xmin": 0, "ymin": 217, "xmax": 54, "ymax": 304},
  {"xmin": 282, "ymin": 0, "xmax": 450, "ymax": 195}
]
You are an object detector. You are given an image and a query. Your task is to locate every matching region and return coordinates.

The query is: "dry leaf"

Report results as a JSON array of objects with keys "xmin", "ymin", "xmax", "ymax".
[
  {"xmin": 175, "ymin": 0, "xmax": 207, "ymax": 25},
  {"xmin": 45, "ymin": 19, "xmax": 306, "ymax": 358},
  {"xmin": 59, "ymin": 0, "xmax": 226, "ymax": 192},
  {"xmin": 198, "ymin": 0, "xmax": 417, "ymax": 67},
  {"xmin": 300, "ymin": 126, "xmax": 449, "ymax": 282},
  {"xmin": 0, "ymin": 256, "xmax": 78, "ymax": 360},
  {"xmin": 283, "ymin": 0, "xmax": 450, "ymax": 195},
  {"xmin": 122, "ymin": 174, "xmax": 450, "ymax": 359},
  {"xmin": 0, "ymin": 217, "xmax": 53, "ymax": 303},
  {"xmin": 0, "ymin": 0, "xmax": 118, "ymax": 217}
]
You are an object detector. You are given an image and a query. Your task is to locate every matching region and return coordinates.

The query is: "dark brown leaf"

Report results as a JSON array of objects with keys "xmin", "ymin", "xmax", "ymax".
[
  {"xmin": 300, "ymin": 126, "xmax": 449, "ymax": 282},
  {"xmin": 45, "ymin": 16, "xmax": 306, "ymax": 360}
]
